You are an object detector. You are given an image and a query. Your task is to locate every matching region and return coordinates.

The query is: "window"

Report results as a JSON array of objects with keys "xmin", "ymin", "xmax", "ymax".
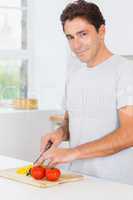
[{"xmin": 0, "ymin": 0, "xmax": 31, "ymax": 104}]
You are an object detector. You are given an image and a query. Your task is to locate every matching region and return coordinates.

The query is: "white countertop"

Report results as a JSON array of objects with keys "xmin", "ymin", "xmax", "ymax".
[
  {"xmin": 0, "ymin": 155, "xmax": 133, "ymax": 200},
  {"xmin": 0, "ymin": 107, "xmax": 63, "ymax": 114},
  {"xmin": 0, "ymin": 108, "xmax": 46, "ymax": 113}
]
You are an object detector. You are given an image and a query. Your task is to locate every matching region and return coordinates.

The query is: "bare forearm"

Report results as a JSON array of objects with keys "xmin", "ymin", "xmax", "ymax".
[
  {"xmin": 74, "ymin": 127, "xmax": 133, "ymax": 160},
  {"xmin": 56, "ymin": 111, "xmax": 70, "ymax": 141}
]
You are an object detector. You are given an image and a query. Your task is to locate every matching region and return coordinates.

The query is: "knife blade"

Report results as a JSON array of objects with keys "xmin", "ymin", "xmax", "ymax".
[{"xmin": 33, "ymin": 140, "xmax": 53, "ymax": 165}]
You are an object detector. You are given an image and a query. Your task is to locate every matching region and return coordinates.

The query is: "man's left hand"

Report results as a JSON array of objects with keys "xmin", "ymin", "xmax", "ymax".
[{"xmin": 35, "ymin": 146, "xmax": 79, "ymax": 167}]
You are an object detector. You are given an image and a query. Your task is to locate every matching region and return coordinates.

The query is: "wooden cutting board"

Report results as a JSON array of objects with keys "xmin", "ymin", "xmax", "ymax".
[{"xmin": 0, "ymin": 168, "xmax": 85, "ymax": 188}]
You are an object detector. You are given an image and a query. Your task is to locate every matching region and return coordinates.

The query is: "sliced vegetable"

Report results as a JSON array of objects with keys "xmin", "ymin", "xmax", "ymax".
[{"xmin": 16, "ymin": 164, "xmax": 33, "ymax": 175}]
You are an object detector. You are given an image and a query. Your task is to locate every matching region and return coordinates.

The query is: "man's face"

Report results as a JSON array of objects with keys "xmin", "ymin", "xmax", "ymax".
[{"xmin": 64, "ymin": 17, "xmax": 105, "ymax": 65}]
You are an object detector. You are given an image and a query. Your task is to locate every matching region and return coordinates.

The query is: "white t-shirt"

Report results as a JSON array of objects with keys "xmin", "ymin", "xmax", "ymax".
[{"xmin": 63, "ymin": 54, "xmax": 133, "ymax": 184}]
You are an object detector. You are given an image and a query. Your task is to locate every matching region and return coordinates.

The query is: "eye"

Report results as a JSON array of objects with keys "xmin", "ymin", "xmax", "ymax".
[
  {"xmin": 66, "ymin": 35, "xmax": 73, "ymax": 41},
  {"xmin": 79, "ymin": 32, "xmax": 88, "ymax": 38}
]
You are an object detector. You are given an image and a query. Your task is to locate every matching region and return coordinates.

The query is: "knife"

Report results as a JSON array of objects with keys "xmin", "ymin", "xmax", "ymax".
[
  {"xmin": 33, "ymin": 140, "xmax": 53, "ymax": 165},
  {"xmin": 26, "ymin": 140, "xmax": 53, "ymax": 176}
]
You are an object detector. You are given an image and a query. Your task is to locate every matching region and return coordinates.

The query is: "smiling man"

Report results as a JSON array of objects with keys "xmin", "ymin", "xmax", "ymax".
[{"xmin": 37, "ymin": 0, "xmax": 133, "ymax": 184}]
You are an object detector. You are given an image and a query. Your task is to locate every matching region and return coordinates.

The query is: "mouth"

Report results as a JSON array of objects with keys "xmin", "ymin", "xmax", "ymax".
[{"xmin": 75, "ymin": 48, "xmax": 89, "ymax": 56}]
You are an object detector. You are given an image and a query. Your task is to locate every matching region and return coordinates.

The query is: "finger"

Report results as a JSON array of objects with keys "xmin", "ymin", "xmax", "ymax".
[
  {"xmin": 35, "ymin": 150, "xmax": 54, "ymax": 166},
  {"xmin": 40, "ymin": 135, "xmax": 47, "ymax": 152},
  {"xmin": 47, "ymin": 160, "xmax": 58, "ymax": 168},
  {"xmin": 40, "ymin": 136, "xmax": 50, "ymax": 153},
  {"xmin": 34, "ymin": 155, "xmax": 47, "ymax": 166},
  {"xmin": 43, "ymin": 144, "xmax": 56, "ymax": 154}
]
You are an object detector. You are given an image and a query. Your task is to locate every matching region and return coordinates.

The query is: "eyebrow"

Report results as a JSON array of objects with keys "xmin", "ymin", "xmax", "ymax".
[
  {"xmin": 65, "ymin": 30, "xmax": 87, "ymax": 38},
  {"xmin": 65, "ymin": 34, "xmax": 74, "ymax": 39},
  {"xmin": 76, "ymin": 30, "xmax": 87, "ymax": 35}
]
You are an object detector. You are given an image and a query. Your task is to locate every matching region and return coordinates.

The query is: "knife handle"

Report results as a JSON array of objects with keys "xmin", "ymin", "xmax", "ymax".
[{"xmin": 44, "ymin": 140, "xmax": 53, "ymax": 151}]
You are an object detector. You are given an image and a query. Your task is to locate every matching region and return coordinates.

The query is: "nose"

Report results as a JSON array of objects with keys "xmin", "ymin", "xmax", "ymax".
[{"xmin": 72, "ymin": 38, "xmax": 82, "ymax": 52}]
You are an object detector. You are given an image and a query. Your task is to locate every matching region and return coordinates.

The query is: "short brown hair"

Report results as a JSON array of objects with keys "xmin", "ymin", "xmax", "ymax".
[{"xmin": 60, "ymin": 0, "xmax": 105, "ymax": 32}]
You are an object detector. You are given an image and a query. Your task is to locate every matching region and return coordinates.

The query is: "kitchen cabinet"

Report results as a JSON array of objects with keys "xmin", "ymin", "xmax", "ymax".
[{"xmin": 0, "ymin": 109, "xmax": 56, "ymax": 161}]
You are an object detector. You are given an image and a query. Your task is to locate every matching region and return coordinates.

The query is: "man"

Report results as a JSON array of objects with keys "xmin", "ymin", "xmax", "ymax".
[{"xmin": 36, "ymin": 0, "xmax": 133, "ymax": 184}]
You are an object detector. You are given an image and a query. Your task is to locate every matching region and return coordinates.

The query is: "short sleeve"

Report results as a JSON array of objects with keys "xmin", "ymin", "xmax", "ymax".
[{"xmin": 117, "ymin": 61, "xmax": 133, "ymax": 109}]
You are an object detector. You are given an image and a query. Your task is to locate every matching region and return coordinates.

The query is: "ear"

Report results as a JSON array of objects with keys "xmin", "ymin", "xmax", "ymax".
[{"xmin": 98, "ymin": 25, "xmax": 105, "ymax": 40}]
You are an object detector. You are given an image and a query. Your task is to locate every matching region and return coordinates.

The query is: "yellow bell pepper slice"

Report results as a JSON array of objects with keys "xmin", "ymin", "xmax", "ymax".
[{"xmin": 16, "ymin": 164, "xmax": 33, "ymax": 175}]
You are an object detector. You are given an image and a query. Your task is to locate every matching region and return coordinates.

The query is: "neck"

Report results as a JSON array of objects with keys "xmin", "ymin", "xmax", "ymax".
[{"xmin": 87, "ymin": 44, "xmax": 113, "ymax": 67}]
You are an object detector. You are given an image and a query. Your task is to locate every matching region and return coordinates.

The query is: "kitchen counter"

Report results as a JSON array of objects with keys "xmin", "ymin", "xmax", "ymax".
[
  {"xmin": 0, "ymin": 107, "xmax": 51, "ymax": 113},
  {"xmin": 0, "ymin": 155, "xmax": 133, "ymax": 200}
]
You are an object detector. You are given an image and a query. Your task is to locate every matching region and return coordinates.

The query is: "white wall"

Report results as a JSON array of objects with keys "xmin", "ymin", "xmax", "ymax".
[
  {"xmin": 84, "ymin": 0, "xmax": 133, "ymax": 55},
  {"xmin": 31, "ymin": 0, "xmax": 69, "ymax": 110},
  {"xmin": 101, "ymin": 0, "xmax": 133, "ymax": 55}
]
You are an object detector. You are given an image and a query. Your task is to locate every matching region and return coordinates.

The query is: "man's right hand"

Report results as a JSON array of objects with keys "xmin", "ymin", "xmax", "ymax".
[
  {"xmin": 40, "ymin": 129, "xmax": 65, "ymax": 154},
  {"xmin": 40, "ymin": 111, "xmax": 69, "ymax": 154}
]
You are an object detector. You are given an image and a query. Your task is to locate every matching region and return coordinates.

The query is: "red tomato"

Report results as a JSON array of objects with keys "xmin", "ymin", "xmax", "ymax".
[
  {"xmin": 45, "ymin": 168, "xmax": 61, "ymax": 181},
  {"xmin": 31, "ymin": 166, "xmax": 46, "ymax": 180}
]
